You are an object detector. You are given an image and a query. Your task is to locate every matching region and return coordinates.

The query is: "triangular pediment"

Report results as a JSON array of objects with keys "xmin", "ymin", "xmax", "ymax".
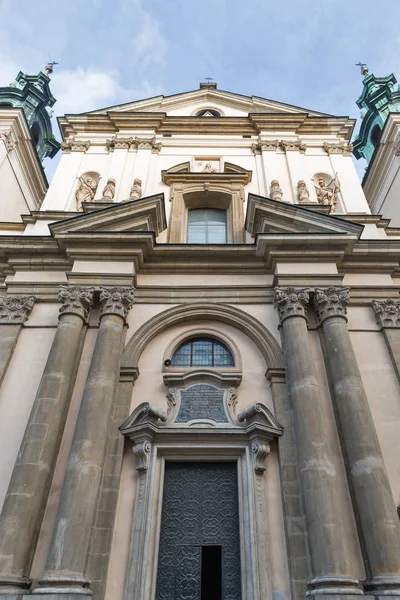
[
  {"xmin": 246, "ymin": 194, "xmax": 364, "ymax": 238},
  {"xmin": 49, "ymin": 194, "xmax": 166, "ymax": 237},
  {"xmin": 87, "ymin": 87, "xmax": 330, "ymax": 118}
]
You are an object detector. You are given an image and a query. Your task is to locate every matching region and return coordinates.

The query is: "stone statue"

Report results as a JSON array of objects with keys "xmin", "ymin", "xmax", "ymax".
[
  {"xmin": 75, "ymin": 176, "xmax": 98, "ymax": 211},
  {"xmin": 102, "ymin": 178, "xmax": 116, "ymax": 200},
  {"xmin": 203, "ymin": 163, "xmax": 218, "ymax": 173},
  {"xmin": 270, "ymin": 179, "xmax": 283, "ymax": 202},
  {"xmin": 314, "ymin": 175, "xmax": 340, "ymax": 211},
  {"xmin": 297, "ymin": 180, "xmax": 310, "ymax": 203},
  {"xmin": 130, "ymin": 178, "xmax": 142, "ymax": 200}
]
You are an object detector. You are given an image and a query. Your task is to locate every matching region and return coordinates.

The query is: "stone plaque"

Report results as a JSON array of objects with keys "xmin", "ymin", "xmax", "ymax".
[{"xmin": 175, "ymin": 384, "xmax": 228, "ymax": 423}]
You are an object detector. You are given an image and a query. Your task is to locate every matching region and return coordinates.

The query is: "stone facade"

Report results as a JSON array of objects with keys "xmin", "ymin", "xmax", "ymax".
[{"xmin": 0, "ymin": 82, "xmax": 399, "ymax": 600}]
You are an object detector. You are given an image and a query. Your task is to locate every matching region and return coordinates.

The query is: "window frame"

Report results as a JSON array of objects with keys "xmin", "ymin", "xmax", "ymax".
[
  {"xmin": 187, "ymin": 208, "xmax": 228, "ymax": 244},
  {"xmin": 171, "ymin": 337, "xmax": 234, "ymax": 368}
]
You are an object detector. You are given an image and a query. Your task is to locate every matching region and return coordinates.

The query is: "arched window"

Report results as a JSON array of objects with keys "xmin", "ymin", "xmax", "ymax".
[
  {"xmin": 30, "ymin": 122, "xmax": 41, "ymax": 146},
  {"xmin": 171, "ymin": 338, "xmax": 234, "ymax": 367},
  {"xmin": 187, "ymin": 208, "xmax": 227, "ymax": 243},
  {"xmin": 371, "ymin": 124, "xmax": 382, "ymax": 148}
]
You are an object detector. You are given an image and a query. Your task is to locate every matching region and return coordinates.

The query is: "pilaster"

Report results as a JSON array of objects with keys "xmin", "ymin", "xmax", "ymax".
[{"xmin": 0, "ymin": 295, "xmax": 35, "ymax": 386}]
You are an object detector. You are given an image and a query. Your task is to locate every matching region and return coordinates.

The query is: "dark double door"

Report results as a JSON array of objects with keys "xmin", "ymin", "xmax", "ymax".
[{"xmin": 155, "ymin": 462, "xmax": 241, "ymax": 600}]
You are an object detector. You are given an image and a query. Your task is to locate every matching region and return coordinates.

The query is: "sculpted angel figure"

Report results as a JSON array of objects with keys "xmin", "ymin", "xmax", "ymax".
[
  {"xmin": 75, "ymin": 175, "xmax": 98, "ymax": 211},
  {"xmin": 130, "ymin": 178, "xmax": 142, "ymax": 200},
  {"xmin": 314, "ymin": 175, "xmax": 340, "ymax": 212},
  {"xmin": 270, "ymin": 179, "xmax": 283, "ymax": 202},
  {"xmin": 102, "ymin": 178, "xmax": 116, "ymax": 200},
  {"xmin": 203, "ymin": 163, "xmax": 218, "ymax": 173},
  {"xmin": 297, "ymin": 180, "xmax": 310, "ymax": 203}
]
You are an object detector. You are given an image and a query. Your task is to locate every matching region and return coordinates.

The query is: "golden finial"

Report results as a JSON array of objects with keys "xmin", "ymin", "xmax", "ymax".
[
  {"xmin": 45, "ymin": 61, "xmax": 59, "ymax": 75},
  {"xmin": 356, "ymin": 62, "xmax": 369, "ymax": 76}
]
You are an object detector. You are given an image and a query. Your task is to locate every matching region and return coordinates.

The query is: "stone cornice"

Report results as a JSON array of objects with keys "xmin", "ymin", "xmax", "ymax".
[
  {"xmin": 313, "ymin": 287, "xmax": 350, "ymax": 325},
  {"xmin": 99, "ymin": 286, "xmax": 134, "ymax": 321},
  {"xmin": 0, "ymin": 294, "xmax": 35, "ymax": 324},
  {"xmin": 273, "ymin": 287, "xmax": 310, "ymax": 323},
  {"xmin": 58, "ymin": 285, "xmax": 95, "ymax": 322},
  {"xmin": 61, "ymin": 138, "xmax": 91, "ymax": 153},
  {"xmin": 372, "ymin": 299, "xmax": 400, "ymax": 328}
]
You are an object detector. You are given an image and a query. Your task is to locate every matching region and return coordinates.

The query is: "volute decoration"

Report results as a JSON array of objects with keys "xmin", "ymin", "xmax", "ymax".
[
  {"xmin": 98, "ymin": 286, "xmax": 135, "ymax": 320},
  {"xmin": 0, "ymin": 295, "xmax": 35, "ymax": 324},
  {"xmin": 251, "ymin": 139, "xmax": 280, "ymax": 153},
  {"xmin": 323, "ymin": 142, "xmax": 354, "ymax": 156},
  {"xmin": 281, "ymin": 139, "xmax": 307, "ymax": 153},
  {"xmin": 313, "ymin": 287, "xmax": 350, "ymax": 325},
  {"xmin": 372, "ymin": 299, "xmax": 400, "ymax": 328},
  {"xmin": 58, "ymin": 285, "xmax": 95, "ymax": 322},
  {"xmin": 273, "ymin": 287, "xmax": 310, "ymax": 323},
  {"xmin": 105, "ymin": 136, "xmax": 161, "ymax": 153},
  {"xmin": 252, "ymin": 441, "xmax": 271, "ymax": 474},
  {"xmin": 61, "ymin": 138, "xmax": 90, "ymax": 153},
  {"xmin": 0, "ymin": 131, "xmax": 17, "ymax": 152},
  {"xmin": 132, "ymin": 441, "xmax": 152, "ymax": 471}
]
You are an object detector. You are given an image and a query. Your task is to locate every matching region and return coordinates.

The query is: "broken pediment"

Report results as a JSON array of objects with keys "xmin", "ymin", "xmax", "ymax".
[
  {"xmin": 245, "ymin": 193, "xmax": 364, "ymax": 238},
  {"xmin": 49, "ymin": 193, "xmax": 166, "ymax": 237}
]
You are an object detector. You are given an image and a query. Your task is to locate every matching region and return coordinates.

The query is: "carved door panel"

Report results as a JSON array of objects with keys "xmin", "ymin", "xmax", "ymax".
[{"xmin": 155, "ymin": 462, "xmax": 241, "ymax": 600}]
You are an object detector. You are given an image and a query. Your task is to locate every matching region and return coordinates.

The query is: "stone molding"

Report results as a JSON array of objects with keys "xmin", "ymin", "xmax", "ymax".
[
  {"xmin": 323, "ymin": 142, "xmax": 354, "ymax": 156},
  {"xmin": 58, "ymin": 285, "xmax": 95, "ymax": 323},
  {"xmin": 0, "ymin": 294, "xmax": 35, "ymax": 324},
  {"xmin": 372, "ymin": 299, "xmax": 400, "ymax": 328},
  {"xmin": 273, "ymin": 286, "xmax": 310, "ymax": 323},
  {"xmin": 61, "ymin": 138, "xmax": 91, "ymax": 153},
  {"xmin": 313, "ymin": 287, "xmax": 350, "ymax": 325},
  {"xmin": 98, "ymin": 286, "xmax": 134, "ymax": 321},
  {"xmin": 105, "ymin": 136, "xmax": 162, "ymax": 153}
]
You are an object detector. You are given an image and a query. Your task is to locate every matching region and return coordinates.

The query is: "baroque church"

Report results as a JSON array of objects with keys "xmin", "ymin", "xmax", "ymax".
[{"xmin": 0, "ymin": 65, "xmax": 399, "ymax": 600}]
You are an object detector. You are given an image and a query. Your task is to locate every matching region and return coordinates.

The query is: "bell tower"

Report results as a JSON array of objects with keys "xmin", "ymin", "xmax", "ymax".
[{"xmin": 0, "ymin": 63, "xmax": 60, "ymax": 162}]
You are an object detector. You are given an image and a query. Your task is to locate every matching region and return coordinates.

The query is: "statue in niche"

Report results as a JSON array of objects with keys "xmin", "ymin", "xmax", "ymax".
[
  {"xmin": 270, "ymin": 179, "xmax": 284, "ymax": 202},
  {"xmin": 203, "ymin": 162, "xmax": 218, "ymax": 173},
  {"xmin": 297, "ymin": 180, "xmax": 310, "ymax": 203},
  {"xmin": 102, "ymin": 178, "xmax": 116, "ymax": 200},
  {"xmin": 314, "ymin": 175, "xmax": 340, "ymax": 212},
  {"xmin": 130, "ymin": 178, "xmax": 142, "ymax": 200},
  {"xmin": 75, "ymin": 175, "xmax": 98, "ymax": 211}
]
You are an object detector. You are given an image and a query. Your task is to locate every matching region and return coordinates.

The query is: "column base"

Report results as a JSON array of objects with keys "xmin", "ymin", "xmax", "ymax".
[
  {"xmin": 306, "ymin": 577, "xmax": 363, "ymax": 596},
  {"xmin": 32, "ymin": 575, "xmax": 91, "ymax": 597},
  {"xmin": 365, "ymin": 576, "xmax": 400, "ymax": 596},
  {"xmin": 0, "ymin": 574, "xmax": 31, "ymax": 596}
]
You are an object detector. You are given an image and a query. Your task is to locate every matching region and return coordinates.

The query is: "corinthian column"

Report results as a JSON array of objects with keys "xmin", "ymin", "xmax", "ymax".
[
  {"xmin": 274, "ymin": 287, "xmax": 361, "ymax": 597},
  {"xmin": 0, "ymin": 295, "xmax": 35, "ymax": 385},
  {"xmin": 314, "ymin": 288, "xmax": 400, "ymax": 596},
  {"xmin": 0, "ymin": 286, "xmax": 94, "ymax": 596},
  {"xmin": 35, "ymin": 287, "xmax": 134, "ymax": 598},
  {"xmin": 372, "ymin": 299, "xmax": 400, "ymax": 385}
]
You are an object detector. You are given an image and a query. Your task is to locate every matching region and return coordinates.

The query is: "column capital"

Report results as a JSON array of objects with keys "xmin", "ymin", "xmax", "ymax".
[
  {"xmin": 58, "ymin": 285, "xmax": 95, "ymax": 323},
  {"xmin": 372, "ymin": 299, "xmax": 400, "ymax": 328},
  {"xmin": 273, "ymin": 286, "xmax": 310, "ymax": 323},
  {"xmin": 99, "ymin": 286, "xmax": 134, "ymax": 321},
  {"xmin": 313, "ymin": 286, "xmax": 350, "ymax": 325},
  {"xmin": 0, "ymin": 294, "xmax": 35, "ymax": 324}
]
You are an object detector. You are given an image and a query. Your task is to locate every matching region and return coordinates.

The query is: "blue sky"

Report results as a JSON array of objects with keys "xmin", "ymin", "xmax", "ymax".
[{"xmin": 1, "ymin": 0, "xmax": 399, "ymax": 180}]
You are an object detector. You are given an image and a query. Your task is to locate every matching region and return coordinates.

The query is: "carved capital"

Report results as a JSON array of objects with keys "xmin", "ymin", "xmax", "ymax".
[
  {"xmin": 273, "ymin": 287, "xmax": 310, "ymax": 323},
  {"xmin": 252, "ymin": 139, "xmax": 280, "ymax": 154},
  {"xmin": 132, "ymin": 440, "xmax": 152, "ymax": 471},
  {"xmin": 323, "ymin": 142, "xmax": 354, "ymax": 156},
  {"xmin": 133, "ymin": 136, "xmax": 162, "ymax": 152},
  {"xmin": 313, "ymin": 287, "xmax": 350, "ymax": 325},
  {"xmin": 58, "ymin": 286, "xmax": 95, "ymax": 322},
  {"xmin": 372, "ymin": 299, "xmax": 400, "ymax": 328},
  {"xmin": 252, "ymin": 441, "xmax": 271, "ymax": 474},
  {"xmin": 0, "ymin": 295, "xmax": 35, "ymax": 324},
  {"xmin": 99, "ymin": 286, "xmax": 134, "ymax": 321},
  {"xmin": 61, "ymin": 138, "xmax": 90, "ymax": 153},
  {"xmin": 281, "ymin": 140, "xmax": 307, "ymax": 153},
  {"xmin": 0, "ymin": 131, "xmax": 17, "ymax": 151}
]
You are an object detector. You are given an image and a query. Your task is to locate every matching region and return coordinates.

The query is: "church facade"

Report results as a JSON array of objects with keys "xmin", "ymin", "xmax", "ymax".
[{"xmin": 0, "ymin": 74, "xmax": 399, "ymax": 600}]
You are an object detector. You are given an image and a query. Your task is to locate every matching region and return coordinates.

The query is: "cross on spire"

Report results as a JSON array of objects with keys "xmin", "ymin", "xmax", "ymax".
[{"xmin": 356, "ymin": 62, "xmax": 369, "ymax": 76}]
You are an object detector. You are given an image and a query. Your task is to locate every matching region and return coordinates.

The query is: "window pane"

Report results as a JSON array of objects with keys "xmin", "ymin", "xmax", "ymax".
[
  {"xmin": 206, "ymin": 210, "xmax": 226, "ymax": 224},
  {"xmin": 171, "ymin": 338, "xmax": 234, "ymax": 367},
  {"xmin": 188, "ymin": 209, "xmax": 227, "ymax": 244},
  {"xmin": 171, "ymin": 342, "xmax": 192, "ymax": 366},
  {"xmin": 213, "ymin": 341, "xmax": 234, "ymax": 366},
  {"xmin": 187, "ymin": 225, "xmax": 207, "ymax": 243},
  {"xmin": 207, "ymin": 225, "xmax": 226, "ymax": 243},
  {"xmin": 192, "ymin": 339, "xmax": 213, "ymax": 366},
  {"xmin": 188, "ymin": 209, "xmax": 207, "ymax": 224}
]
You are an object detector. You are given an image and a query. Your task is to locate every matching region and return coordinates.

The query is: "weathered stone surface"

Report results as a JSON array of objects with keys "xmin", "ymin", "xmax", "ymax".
[
  {"xmin": 274, "ymin": 287, "xmax": 309, "ymax": 322},
  {"xmin": 372, "ymin": 299, "xmax": 400, "ymax": 329},
  {"xmin": 0, "ymin": 295, "xmax": 35, "ymax": 324},
  {"xmin": 314, "ymin": 287, "xmax": 350, "ymax": 325}
]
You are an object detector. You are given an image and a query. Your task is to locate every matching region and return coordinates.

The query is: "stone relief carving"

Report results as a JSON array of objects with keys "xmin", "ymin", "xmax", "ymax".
[
  {"xmin": 252, "ymin": 441, "xmax": 271, "ymax": 474},
  {"xmin": 0, "ymin": 295, "xmax": 35, "ymax": 324},
  {"xmin": 61, "ymin": 138, "xmax": 90, "ymax": 153},
  {"xmin": 227, "ymin": 387, "xmax": 238, "ymax": 416},
  {"xmin": 323, "ymin": 142, "xmax": 354, "ymax": 156},
  {"xmin": 297, "ymin": 180, "xmax": 310, "ymax": 203},
  {"xmin": 202, "ymin": 162, "xmax": 218, "ymax": 173},
  {"xmin": 273, "ymin": 287, "xmax": 310, "ymax": 322},
  {"xmin": 166, "ymin": 387, "xmax": 177, "ymax": 415},
  {"xmin": 98, "ymin": 286, "xmax": 135, "ymax": 320},
  {"xmin": 132, "ymin": 441, "xmax": 152, "ymax": 471},
  {"xmin": 314, "ymin": 175, "xmax": 340, "ymax": 212},
  {"xmin": 102, "ymin": 178, "xmax": 116, "ymax": 200},
  {"xmin": 130, "ymin": 178, "xmax": 142, "ymax": 200},
  {"xmin": 58, "ymin": 285, "xmax": 95, "ymax": 322},
  {"xmin": 106, "ymin": 137, "xmax": 133, "ymax": 151},
  {"xmin": 75, "ymin": 175, "xmax": 98, "ymax": 211},
  {"xmin": 372, "ymin": 299, "xmax": 400, "ymax": 328},
  {"xmin": 313, "ymin": 287, "xmax": 350, "ymax": 325},
  {"xmin": 270, "ymin": 179, "xmax": 284, "ymax": 202},
  {"xmin": 0, "ymin": 131, "xmax": 17, "ymax": 151},
  {"xmin": 106, "ymin": 136, "xmax": 161, "ymax": 153},
  {"xmin": 281, "ymin": 139, "xmax": 307, "ymax": 153}
]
